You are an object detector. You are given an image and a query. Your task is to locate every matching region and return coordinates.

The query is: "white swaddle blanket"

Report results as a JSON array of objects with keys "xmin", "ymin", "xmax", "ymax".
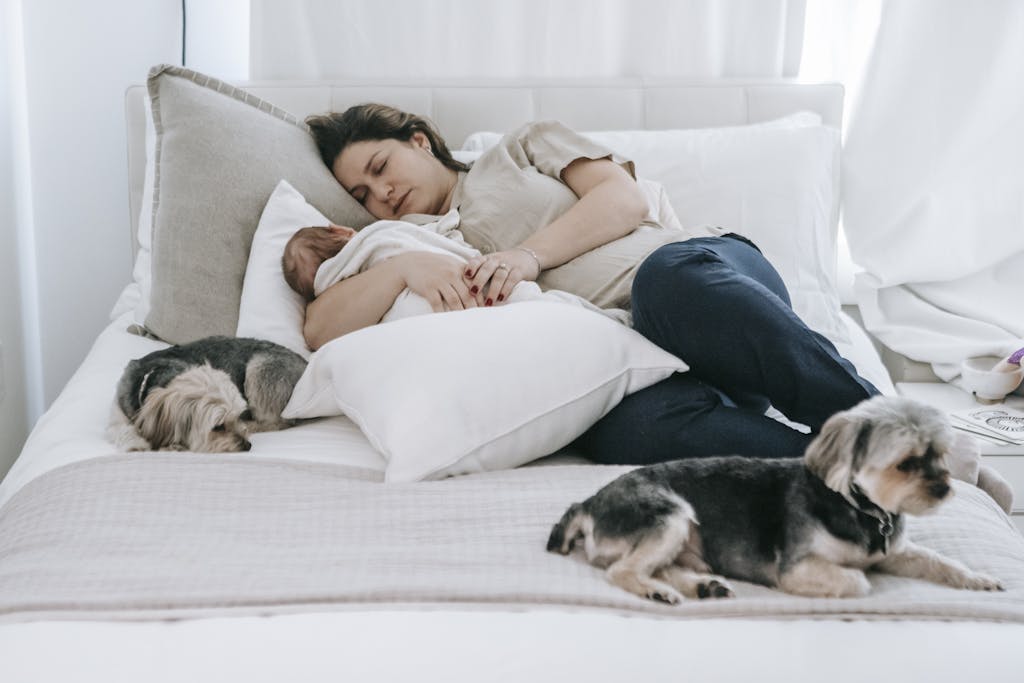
[{"xmin": 313, "ymin": 210, "xmax": 628, "ymax": 324}]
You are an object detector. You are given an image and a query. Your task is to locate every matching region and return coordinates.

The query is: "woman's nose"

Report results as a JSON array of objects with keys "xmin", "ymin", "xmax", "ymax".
[{"xmin": 371, "ymin": 180, "xmax": 392, "ymax": 202}]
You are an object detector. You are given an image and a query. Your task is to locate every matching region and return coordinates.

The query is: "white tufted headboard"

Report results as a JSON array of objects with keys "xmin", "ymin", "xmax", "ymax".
[{"xmin": 124, "ymin": 78, "xmax": 843, "ymax": 247}]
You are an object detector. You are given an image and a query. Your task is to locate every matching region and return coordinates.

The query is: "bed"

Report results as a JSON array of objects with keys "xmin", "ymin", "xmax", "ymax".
[{"xmin": 1, "ymin": 65, "xmax": 1022, "ymax": 681}]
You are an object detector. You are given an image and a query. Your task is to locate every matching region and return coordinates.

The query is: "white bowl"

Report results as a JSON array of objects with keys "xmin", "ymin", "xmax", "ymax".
[{"xmin": 961, "ymin": 356, "xmax": 1024, "ymax": 402}]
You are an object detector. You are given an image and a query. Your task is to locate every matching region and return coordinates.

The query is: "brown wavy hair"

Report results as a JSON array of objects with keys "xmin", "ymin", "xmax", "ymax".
[{"xmin": 305, "ymin": 103, "xmax": 469, "ymax": 174}]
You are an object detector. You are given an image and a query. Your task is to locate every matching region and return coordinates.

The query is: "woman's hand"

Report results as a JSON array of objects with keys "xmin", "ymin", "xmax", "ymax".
[
  {"xmin": 397, "ymin": 252, "xmax": 478, "ymax": 312},
  {"xmin": 463, "ymin": 248, "xmax": 540, "ymax": 306}
]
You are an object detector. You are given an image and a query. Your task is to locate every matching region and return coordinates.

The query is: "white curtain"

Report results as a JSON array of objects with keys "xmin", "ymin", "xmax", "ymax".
[
  {"xmin": 843, "ymin": 0, "xmax": 1024, "ymax": 377},
  {"xmin": 250, "ymin": 0, "xmax": 806, "ymax": 80}
]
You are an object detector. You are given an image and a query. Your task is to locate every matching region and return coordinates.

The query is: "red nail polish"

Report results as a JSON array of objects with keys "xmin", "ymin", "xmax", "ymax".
[
  {"xmin": 470, "ymin": 286, "xmax": 478, "ymax": 294},
  {"xmin": 485, "ymin": 298, "xmax": 493, "ymax": 306},
  {"xmin": 497, "ymin": 294, "xmax": 504, "ymax": 302},
  {"xmin": 465, "ymin": 270, "xmax": 473, "ymax": 277}
]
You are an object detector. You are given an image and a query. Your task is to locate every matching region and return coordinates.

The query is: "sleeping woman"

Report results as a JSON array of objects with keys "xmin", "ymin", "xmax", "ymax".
[{"xmin": 298, "ymin": 104, "xmax": 880, "ymax": 465}]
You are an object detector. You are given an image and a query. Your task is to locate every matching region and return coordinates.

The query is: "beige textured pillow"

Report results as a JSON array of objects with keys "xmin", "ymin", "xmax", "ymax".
[{"xmin": 144, "ymin": 64, "xmax": 374, "ymax": 343}]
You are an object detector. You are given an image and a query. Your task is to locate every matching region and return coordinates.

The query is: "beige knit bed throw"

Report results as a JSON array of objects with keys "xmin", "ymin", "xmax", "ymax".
[{"xmin": 0, "ymin": 454, "xmax": 1022, "ymax": 623}]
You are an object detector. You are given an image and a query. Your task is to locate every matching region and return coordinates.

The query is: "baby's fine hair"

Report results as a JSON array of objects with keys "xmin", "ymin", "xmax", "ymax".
[
  {"xmin": 282, "ymin": 226, "xmax": 349, "ymax": 302},
  {"xmin": 306, "ymin": 103, "xmax": 469, "ymax": 174}
]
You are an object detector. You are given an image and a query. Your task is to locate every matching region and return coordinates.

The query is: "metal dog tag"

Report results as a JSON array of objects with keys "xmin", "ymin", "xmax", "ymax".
[{"xmin": 878, "ymin": 518, "xmax": 894, "ymax": 554}]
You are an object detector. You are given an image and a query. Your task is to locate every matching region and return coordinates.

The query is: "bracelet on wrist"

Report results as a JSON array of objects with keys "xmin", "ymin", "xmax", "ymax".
[{"xmin": 514, "ymin": 246, "xmax": 542, "ymax": 278}]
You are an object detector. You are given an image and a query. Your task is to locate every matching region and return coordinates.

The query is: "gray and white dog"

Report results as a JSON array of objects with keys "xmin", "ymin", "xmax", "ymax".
[
  {"xmin": 107, "ymin": 336, "xmax": 307, "ymax": 453},
  {"xmin": 548, "ymin": 396, "xmax": 1004, "ymax": 602}
]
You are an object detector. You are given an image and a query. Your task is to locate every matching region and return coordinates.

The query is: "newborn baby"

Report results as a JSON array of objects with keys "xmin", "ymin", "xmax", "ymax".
[{"xmin": 282, "ymin": 211, "xmax": 627, "ymax": 324}]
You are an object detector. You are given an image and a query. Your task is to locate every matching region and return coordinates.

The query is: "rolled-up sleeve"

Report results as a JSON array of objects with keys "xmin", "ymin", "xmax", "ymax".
[{"xmin": 507, "ymin": 120, "xmax": 637, "ymax": 183}]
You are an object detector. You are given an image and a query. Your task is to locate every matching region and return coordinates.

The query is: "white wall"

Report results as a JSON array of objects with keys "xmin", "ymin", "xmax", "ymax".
[
  {"xmin": 0, "ymin": 1, "xmax": 250, "ymax": 478},
  {"xmin": 20, "ymin": 0, "xmax": 181, "ymax": 411},
  {"xmin": 1, "ymin": 0, "xmax": 182, "ymax": 477},
  {"xmin": 0, "ymin": 0, "xmax": 31, "ymax": 475},
  {"xmin": 186, "ymin": 0, "xmax": 250, "ymax": 81}
]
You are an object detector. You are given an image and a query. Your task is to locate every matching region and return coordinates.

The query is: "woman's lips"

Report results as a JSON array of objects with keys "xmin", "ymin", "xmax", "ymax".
[{"xmin": 394, "ymin": 190, "xmax": 410, "ymax": 215}]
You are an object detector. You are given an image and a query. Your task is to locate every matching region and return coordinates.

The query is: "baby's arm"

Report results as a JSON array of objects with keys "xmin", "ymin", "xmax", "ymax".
[{"xmin": 304, "ymin": 252, "xmax": 474, "ymax": 349}]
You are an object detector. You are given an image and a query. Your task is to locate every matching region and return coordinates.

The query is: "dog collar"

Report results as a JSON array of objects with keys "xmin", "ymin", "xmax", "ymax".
[
  {"xmin": 849, "ymin": 482, "xmax": 895, "ymax": 554},
  {"xmin": 136, "ymin": 369, "xmax": 156, "ymax": 413}
]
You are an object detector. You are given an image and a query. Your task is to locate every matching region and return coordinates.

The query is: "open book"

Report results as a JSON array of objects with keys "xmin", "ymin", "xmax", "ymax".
[{"xmin": 949, "ymin": 405, "xmax": 1024, "ymax": 446}]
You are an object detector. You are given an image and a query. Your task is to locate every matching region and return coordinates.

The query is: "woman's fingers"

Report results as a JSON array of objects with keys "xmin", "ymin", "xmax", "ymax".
[
  {"xmin": 466, "ymin": 259, "xmax": 501, "ymax": 299},
  {"xmin": 401, "ymin": 253, "xmax": 482, "ymax": 311},
  {"xmin": 464, "ymin": 250, "xmax": 537, "ymax": 305},
  {"xmin": 455, "ymin": 281, "xmax": 478, "ymax": 309},
  {"xmin": 484, "ymin": 265, "xmax": 512, "ymax": 306},
  {"xmin": 440, "ymin": 282, "xmax": 477, "ymax": 311},
  {"xmin": 464, "ymin": 255, "xmax": 485, "ymax": 279},
  {"xmin": 493, "ymin": 266, "xmax": 519, "ymax": 305},
  {"xmin": 438, "ymin": 284, "xmax": 463, "ymax": 312}
]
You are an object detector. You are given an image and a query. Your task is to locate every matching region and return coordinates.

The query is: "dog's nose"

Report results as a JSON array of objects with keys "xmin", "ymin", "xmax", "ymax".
[
  {"xmin": 240, "ymin": 440, "xmax": 252, "ymax": 452},
  {"xmin": 929, "ymin": 481, "xmax": 950, "ymax": 499}
]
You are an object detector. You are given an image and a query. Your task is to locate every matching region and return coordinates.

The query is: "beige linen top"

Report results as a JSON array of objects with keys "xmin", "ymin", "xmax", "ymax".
[{"xmin": 449, "ymin": 120, "xmax": 722, "ymax": 311}]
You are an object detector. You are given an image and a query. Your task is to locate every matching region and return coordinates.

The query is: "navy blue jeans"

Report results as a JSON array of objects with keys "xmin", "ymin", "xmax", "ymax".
[{"xmin": 575, "ymin": 235, "xmax": 879, "ymax": 465}]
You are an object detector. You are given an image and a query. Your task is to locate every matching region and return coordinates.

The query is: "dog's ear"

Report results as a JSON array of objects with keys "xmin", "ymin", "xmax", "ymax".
[
  {"xmin": 805, "ymin": 410, "xmax": 873, "ymax": 492},
  {"xmin": 135, "ymin": 386, "xmax": 190, "ymax": 450}
]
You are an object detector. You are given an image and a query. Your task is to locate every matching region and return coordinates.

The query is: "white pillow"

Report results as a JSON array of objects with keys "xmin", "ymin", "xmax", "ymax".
[
  {"xmin": 236, "ymin": 179, "xmax": 323, "ymax": 359},
  {"xmin": 461, "ymin": 113, "xmax": 847, "ymax": 343},
  {"xmin": 282, "ymin": 302, "xmax": 687, "ymax": 482},
  {"xmin": 116, "ymin": 95, "xmax": 157, "ymax": 328}
]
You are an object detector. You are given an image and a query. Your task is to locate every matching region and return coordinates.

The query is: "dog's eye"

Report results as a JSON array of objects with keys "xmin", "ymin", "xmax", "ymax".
[
  {"xmin": 212, "ymin": 423, "xmax": 226, "ymax": 433},
  {"xmin": 897, "ymin": 456, "xmax": 923, "ymax": 472}
]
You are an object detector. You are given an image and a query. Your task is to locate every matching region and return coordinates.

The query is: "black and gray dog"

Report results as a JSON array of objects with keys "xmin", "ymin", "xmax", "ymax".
[
  {"xmin": 107, "ymin": 336, "xmax": 306, "ymax": 453},
  {"xmin": 548, "ymin": 396, "xmax": 1003, "ymax": 602}
]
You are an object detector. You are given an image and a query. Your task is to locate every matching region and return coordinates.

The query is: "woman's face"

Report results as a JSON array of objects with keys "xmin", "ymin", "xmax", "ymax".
[{"xmin": 333, "ymin": 132, "xmax": 456, "ymax": 219}]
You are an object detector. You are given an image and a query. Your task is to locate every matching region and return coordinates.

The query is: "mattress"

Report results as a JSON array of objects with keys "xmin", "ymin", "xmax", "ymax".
[{"xmin": 1, "ymin": 294, "xmax": 1021, "ymax": 681}]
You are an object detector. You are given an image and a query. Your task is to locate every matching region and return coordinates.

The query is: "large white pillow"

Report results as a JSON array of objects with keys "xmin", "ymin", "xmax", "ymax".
[
  {"xmin": 236, "ymin": 179, "xmax": 324, "ymax": 359},
  {"xmin": 282, "ymin": 302, "xmax": 687, "ymax": 482},
  {"xmin": 462, "ymin": 113, "xmax": 846, "ymax": 343}
]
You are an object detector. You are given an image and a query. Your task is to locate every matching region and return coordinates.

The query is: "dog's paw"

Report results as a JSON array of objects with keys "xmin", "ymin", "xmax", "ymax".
[
  {"xmin": 833, "ymin": 571, "xmax": 871, "ymax": 598},
  {"xmin": 781, "ymin": 566, "xmax": 871, "ymax": 598},
  {"xmin": 958, "ymin": 571, "xmax": 1004, "ymax": 592},
  {"xmin": 647, "ymin": 588, "xmax": 684, "ymax": 605},
  {"xmin": 107, "ymin": 423, "xmax": 152, "ymax": 452},
  {"xmin": 696, "ymin": 577, "xmax": 735, "ymax": 599}
]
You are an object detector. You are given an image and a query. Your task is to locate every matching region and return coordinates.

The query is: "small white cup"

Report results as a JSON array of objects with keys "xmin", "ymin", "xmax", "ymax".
[{"xmin": 961, "ymin": 356, "xmax": 1024, "ymax": 403}]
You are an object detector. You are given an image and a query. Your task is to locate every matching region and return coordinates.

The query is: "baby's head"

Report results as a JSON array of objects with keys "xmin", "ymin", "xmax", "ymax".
[{"xmin": 282, "ymin": 225, "xmax": 356, "ymax": 301}]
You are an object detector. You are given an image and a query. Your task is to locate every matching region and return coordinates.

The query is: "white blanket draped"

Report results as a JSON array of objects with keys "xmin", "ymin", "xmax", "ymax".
[{"xmin": 843, "ymin": 0, "xmax": 1024, "ymax": 379}]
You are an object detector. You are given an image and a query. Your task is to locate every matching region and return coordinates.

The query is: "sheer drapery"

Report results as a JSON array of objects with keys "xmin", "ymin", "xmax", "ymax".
[
  {"xmin": 250, "ymin": 0, "xmax": 806, "ymax": 80},
  {"xmin": 843, "ymin": 0, "xmax": 1024, "ymax": 376}
]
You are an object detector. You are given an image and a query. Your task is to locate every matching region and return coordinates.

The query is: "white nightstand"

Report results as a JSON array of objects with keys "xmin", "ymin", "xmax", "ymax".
[{"xmin": 896, "ymin": 382, "xmax": 1024, "ymax": 532}]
